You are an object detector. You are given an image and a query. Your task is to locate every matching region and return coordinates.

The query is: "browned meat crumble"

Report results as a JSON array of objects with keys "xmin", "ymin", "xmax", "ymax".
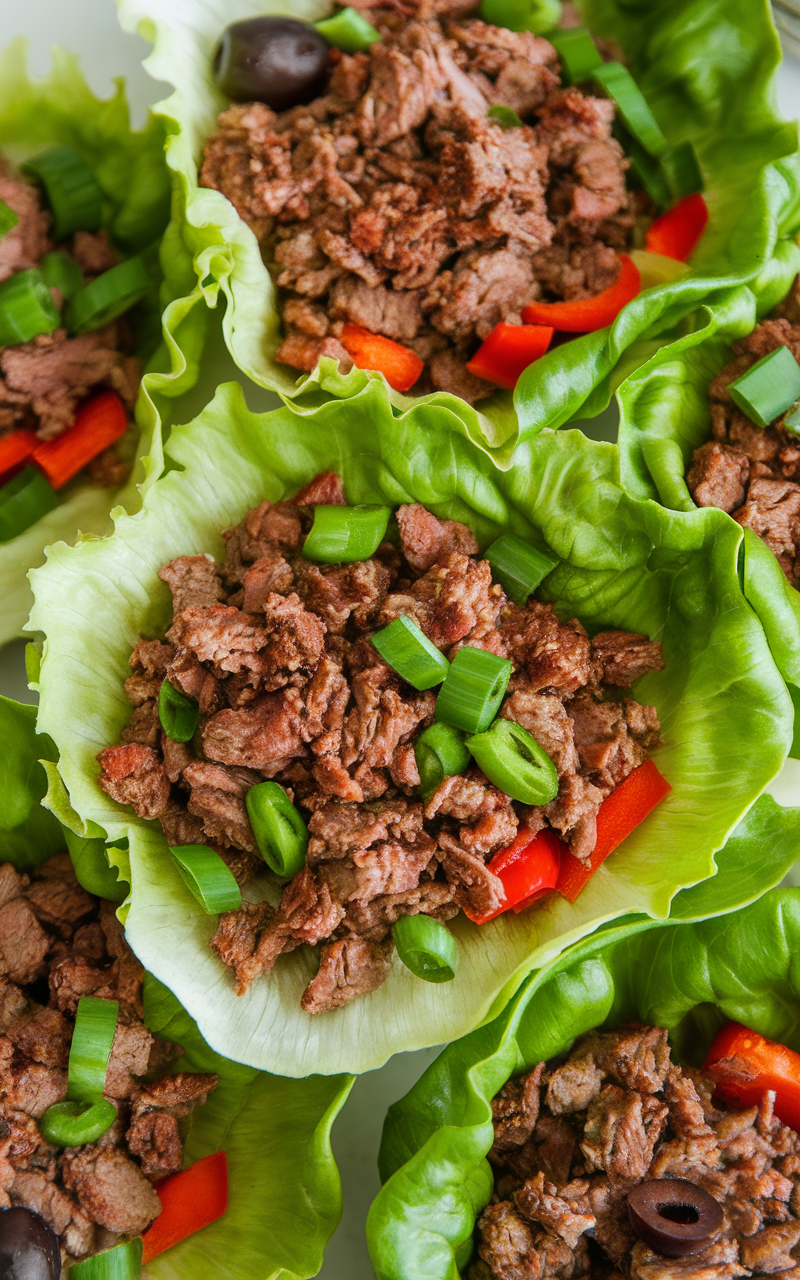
[
  {"xmin": 97, "ymin": 473, "xmax": 664, "ymax": 1013},
  {"xmin": 0, "ymin": 159, "xmax": 140, "ymax": 476},
  {"xmin": 0, "ymin": 854, "xmax": 217, "ymax": 1263},
  {"xmin": 199, "ymin": 0, "xmax": 644, "ymax": 404},
  {"xmin": 476, "ymin": 1025, "xmax": 800, "ymax": 1280},
  {"xmin": 686, "ymin": 277, "xmax": 800, "ymax": 589}
]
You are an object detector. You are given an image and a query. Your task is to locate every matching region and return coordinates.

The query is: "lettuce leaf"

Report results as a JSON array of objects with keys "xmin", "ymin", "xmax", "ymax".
[
  {"xmin": 116, "ymin": 0, "xmax": 800, "ymax": 457},
  {"xmin": 0, "ymin": 695, "xmax": 63, "ymax": 870},
  {"xmin": 368, "ymin": 835, "xmax": 800, "ymax": 1280},
  {"xmin": 28, "ymin": 376, "xmax": 794, "ymax": 1076},
  {"xmin": 0, "ymin": 40, "xmax": 207, "ymax": 646}
]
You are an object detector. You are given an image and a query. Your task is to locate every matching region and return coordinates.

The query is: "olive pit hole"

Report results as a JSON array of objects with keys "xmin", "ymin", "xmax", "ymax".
[{"xmin": 657, "ymin": 1203, "xmax": 700, "ymax": 1225}]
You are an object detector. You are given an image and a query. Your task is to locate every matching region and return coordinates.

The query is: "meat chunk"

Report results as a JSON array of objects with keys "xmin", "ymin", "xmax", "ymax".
[
  {"xmin": 581, "ymin": 1085, "xmax": 668, "ymax": 1184},
  {"xmin": 127, "ymin": 1072, "xmax": 218, "ymax": 1178},
  {"xmin": 688, "ymin": 441, "xmax": 750, "ymax": 513},
  {"xmin": 501, "ymin": 602, "xmax": 593, "ymax": 697},
  {"xmin": 590, "ymin": 631, "xmax": 665, "ymax": 688},
  {"xmin": 396, "ymin": 503, "xmax": 479, "ymax": 571},
  {"xmin": 9, "ymin": 1170, "xmax": 96, "ymax": 1258},
  {"xmin": 491, "ymin": 1063, "xmax": 544, "ymax": 1154},
  {"xmin": 96, "ymin": 743, "xmax": 170, "ymax": 819},
  {"xmin": 300, "ymin": 934, "xmax": 393, "ymax": 1012},
  {"xmin": 0, "ymin": 900, "xmax": 50, "ymax": 985},
  {"xmin": 735, "ymin": 477, "xmax": 800, "ymax": 585},
  {"xmin": 381, "ymin": 552, "xmax": 503, "ymax": 649},
  {"xmin": 62, "ymin": 1148, "xmax": 161, "ymax": 1236},
  {"xmin": 158, "ymin": 554, "xmax": 223, "ymax": 613},
  {"xmin": 202, "ymin": 689, "xmax": 307, "ymax": 772}
]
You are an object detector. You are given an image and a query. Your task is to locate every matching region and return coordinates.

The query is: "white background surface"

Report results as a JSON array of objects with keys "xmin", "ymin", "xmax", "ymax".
[{"xmin": 0, "ymin": 6, "xmax": 799, "ymax": 1277}]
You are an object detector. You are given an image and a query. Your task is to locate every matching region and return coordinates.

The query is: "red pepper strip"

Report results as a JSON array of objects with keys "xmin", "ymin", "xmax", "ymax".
[
  {"xmin": 465, "ymin": 322, "xmax": 554, "ymax": 391},
  {"xmin": 0, "ymin": 428, "xmax": 38, "ymax": 486},
  {"xmin": 340, "ymin": 323, "xmax": 424, "ymax": 394},
  {"xmin": 645, "ymin": 193, "xmax": 709, "ymax": 262},
  {"xmin": 521, "ymin": 255, "xmax": 641, "ymax": 333},
  {"xmin": 32, "ymin": 390, "xmax": 128, "ymax": 489},
  {"xmin": 556, "ymin": 759, "xmax": 671, "ymax": 904},
  {"xmin": 465, "ymin": 826, "xmax": 562, "ymax": 925},
  {"xmin": 141, "ymin": 1151, "xmax": 229, "ymax": 1264},
  {"xmin": 704, "ymin": 1023, "xmax": 800, "ymax": 1132}
]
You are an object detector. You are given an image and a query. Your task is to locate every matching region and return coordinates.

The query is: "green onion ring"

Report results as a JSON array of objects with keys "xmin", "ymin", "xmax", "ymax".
[
  {"xmin": 158, "ymin": 678, "xmax": 200, "ymax": 743},
  {"xmin": 39, "ymin": 1098, "xmax": 117, "ymax": 1147},
  {"xmin": 246, "ymin": 782, "xmax": 309, "ymax": 877},
  {"xmin": 39, "ymin": 249, "xmax": 84, "ymax": 301},
  {"xmin": 65, "ymin": 255, "xmax": 151, "ymax": 334},
  {"xmin": 414, "ymin": 722, "xmax": 471, "ymax": 798},
  {"xmin": 466, "ymin": 718, "xmax": 558, "ymax": 805},
  {"xmin": 70, "ymin": 1239, "xmax": 143, "ymax": 1280},
  {"xmin": 729, "ymin": 345, "xmax": 800, "ymax": 429},
  {"xmin": 170, "ymin": 844, "xmax": 243, "ymax": 915},
  {"xmin": 0, "ymin": 268, "xmax": 61, "ymax": 346},
  {"xmin": 303, "ymin": 503, "xmax": 391, "ymax": 564},
  {"xmin": 0, "ymin": 466, "xmax": 59, "ymax": 543},
  {"xmin": 435, "ymin": 647, "xmax": 512, "ymax": 734},
  {"xmin": 484, "ymin": 534, "xmax": 558, "ymax": 604},
  {"xmin": 393, "ymin": 914, "xmax": 459, "ymax": 983},
  {"xmin": 314, "ymin": 6, "xmax": 380, "ymax": 51},
  {"xmin": 371, "ymin": 615, "xmax": 450, "ymax": 690},
  {"xmin": 22, "ymin": 145, "xmax": 103, "ymax": 239},
  {"xmin": 68, "ymin": 995, "xmax": 119, "ymax": 1101}
]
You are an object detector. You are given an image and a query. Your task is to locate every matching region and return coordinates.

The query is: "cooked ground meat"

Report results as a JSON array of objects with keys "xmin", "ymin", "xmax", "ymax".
[
  {"xmin": 200, "ymin": 3, "xmax": 644, "ymax": 404},
  {"xmin": 0, "ymin": 854, "xmax": 216, "ymax": 1263},
  {"xmin": 686, "ymin": 281, "xmax": 800, "ymax": 588},
  {"xmin": 477, "ymin": 1025, "xmax": 800, "ymax": 1280},
  {"xmin": 98, "ymin": 472, "xmax": 664, "ymax": 1014},
  {"xmin": 0, "ymin": 158, "xmax": 140, "ymax": 475}
]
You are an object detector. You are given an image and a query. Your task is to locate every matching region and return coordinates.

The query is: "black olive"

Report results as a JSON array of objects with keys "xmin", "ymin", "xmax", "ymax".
[
  {"xmin": 213, "ymin": 17, "xmax": 331, "ymax": 111},
  {"xmin": 0, "ymin": 1206, "xmax": 60, "ymax": 1280},
  {"xmin": 627, "ymin": 1179, "xmax": 724, "ymax": 1258}
]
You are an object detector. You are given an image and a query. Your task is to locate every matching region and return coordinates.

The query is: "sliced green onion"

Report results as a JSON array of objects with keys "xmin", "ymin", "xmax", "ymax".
[
  {"xmin": 0, "ymin": 267, "xmax": 60, "ymax": 346},
  {"xmin": 466, "ymin": 718, "xmax": 558, "ymax": 805},
  {"xmin": 548, "ymin": 27, "xmax": 601, "ymax": 83},
  {"xmin": 414, "ymin": 722, "xmax": 471, "ymax": 798},
  {"xmin": 66, "ymin": 255, "xmax": 150, "ymax": 334},
  {"xmin": 488, "ymin": 105, "xmax": 524, "ymax": 128},
  {"xmin": 22, "ymin": 145, "xmax": 102, "ymax": 239},
  {"xmin": 246, "ymin": 782, "xmax": 308, "ymax": 877},
  {"xmin": 371, "ymin": 616, "xmax": 449, "ymax": 690},
  {"xmin": 593, "ymin": 62, "xmax": 668, "ymax": 157},
  {"xmin": 39, "ymin": 1097, "xmax": 117, "ymax": 1147},
  {"xmin": 170, "ymin": 844, "xmax": 242, "ymax": 914},
  {"xmin": 484, "ymin": 534, "xmax": 558, "ymax": 604},
  {"xmin": 393, "ymin": 914, "xmax": 458, "ymax": 983},
  {"xmin": 0, "ymin": 199, "xmax": 18, "ymax": 238},
  {"xmin": 64, "ymin": 828, "xmax": 128, "ymax": 902},
  {"xmin": 480, "ymin": 0, "xmax": 561, "ymax": 33},
  {"xmin": 158, "ymin": 678, "xmax": 199, "ymax": 743},
  {"xmin": 662, "ymin": 140, "xmax": 704, "ymax": 199},
  {"xmin": 71, "ymin": 1239, "xmax": 143, "ymax": 1280},
  {"xmin": 729, "ymin": 345, "xmax": 800, "ymax": 429},
  {"xmin": 39, "ymin": 249, "xmax": 84, "ymax": 300},
  {"xmin": 0, "ymin": 466, "xmax": 59, "ymax": 543},
  {"xmin": 68, "ymin": 995, "xmax": 119, "ymax": 1101},
  {"xmin": 314, "ymin": 6, "xmax": 380, "ymax": 50},
  {"xmin": 435, "ymin": 646, "xmax": 512, "ymax": 734},
  {"xmin": 783, "ymin": 403, "xmax": 800, "ymax": 436},
  {"xmin": 303, "ymin": 503, "xmax": 391, "ymax": 564}
]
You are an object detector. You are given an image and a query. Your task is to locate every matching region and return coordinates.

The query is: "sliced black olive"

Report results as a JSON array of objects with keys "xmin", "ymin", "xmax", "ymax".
[
  {"xmin": 627, "ymin": 1179, "xmax": 724, "ymax": 1258},
  {"xmin": 213, "ymin": 17, "xmax": 331, "ymax": 111},
  {"xmin": 0, "ymin": 1206, "xmax": 61, "ymax": 1280}
]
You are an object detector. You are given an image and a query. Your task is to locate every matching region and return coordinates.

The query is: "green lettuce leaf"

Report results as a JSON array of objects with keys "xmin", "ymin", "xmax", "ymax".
[
  {"xmin": 0, "ymin": 695, "xmax": 63, "ymax": 870},
  {"xmin": 0, "ymin": 39, "xmax": 207, "ymax": 646},
  {"xmin": 28, "ymin": 376, "xmax": 793, "ymax": 1076},
  {"xmin": 116, "ymin": 0, "xmax": 800, "ymax": 458},
  {"xmin": 368, "ymin": 839, "xmax": 800, "ymax": 1280}
]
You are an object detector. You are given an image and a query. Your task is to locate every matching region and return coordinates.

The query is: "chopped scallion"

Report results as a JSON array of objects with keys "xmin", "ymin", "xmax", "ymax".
[
  {"xmin": 66, "ymin": 255, "xmax": 150, "ymax": 334},
  {"xmin": 0, "ymin": 267, "xmax": 61, "ymax": 346},
  {"xmin": 783, "ymin": 403, "xmax": 800, "ymax": 436},
  {"xmin": 435, "ymin": 646, "xmax": 512, "ymax": 734},
  {"xmin": 593, "ymin": 62, "xmax": 668, "ymax": 157},
  {"xmin": 393, "ymin": 913, "xmax": 458, "ymax": 983},
  {"xmin": 480, "ymin": 0, "xmax": 562, "ymax": 32},
  {"xmin": 158, "ymin": 678, "xmax": 199, "ymax": 743},
  {"xmin": 488, "ymin": 104, "xmax": 524, "ymax": 128},
  {"xmin": 303, "ymin": 503, "xmax": 391, "ymax": 564},
  {"xmin": 68, "ymin": 995, "xmax": 119, "ymax": 1101},
  {"xmin": 548, "ymin": 26, "xmax": 601, "ymax": 83},
  {"xmin": 170, "ymin": 844, "xmax": 242, "ymax": 914},
  {"xmin": 39, "ymin": 1098, "xmax": 117, "ymax": 1147},
  {"xmin": 466, "ymin": 718, "xmax": 559, "ymax": 805},
  {"xmin": 414, "ymin": 722, "xmax": 471, "ymax": 798},
  {"xmin": 40, "ymin": 249, "xmax": 84, "ymax": 300},
  {"xmin": 314, "ymin": 6, "xmax": 380, "ymax": 51},
  {"xmin": 0, "ymin": 198, "xmax": 18, "ymax": 239},
  {"xmin": 22, "ymin": 145, "xmax": 103, "ymax": 239},
  {"xmin": 484, "ymin": 533, "xmax": 558, "ymax": 604},
  {"xmin": 662, "ymin": 140, "xmax": 704, "ymax": 199},
  {"xmin": 0, "ymin": 466, "xmax": 59, "ymax": 543},
  {"xmin": 729, "ymin": 345, "xmax": 800, "ymax": 429},
  {"xmin": 71, "ymin": 1239, "xmax": 143, "ymax": 1280},
  {"xmin": 246, "ymin": 781, "xmax": 308, "ymax": 877},
  {"xmin": 371, "ymin": 615, "xmax": 449, "ymax": 690}
]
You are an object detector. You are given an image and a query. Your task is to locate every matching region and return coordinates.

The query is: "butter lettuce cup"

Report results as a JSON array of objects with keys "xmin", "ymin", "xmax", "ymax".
[
  {"xmin": 0, "ymin": 693, "xmax": 351, "ymax": 1279},
  {"xmin": 368, "ymin": 851, "xmax": 800, "ymax": 1280},
  {"xmin": 117, "ymin": 0, "xmax": 800, "ymax": 455},
  {"xmin": 27, "ymin": 374, "xmax": 794, "ymax": 1079},
  {"xmin": 0, "ymin": 41, "xmax": 208, "ymax": 646}
]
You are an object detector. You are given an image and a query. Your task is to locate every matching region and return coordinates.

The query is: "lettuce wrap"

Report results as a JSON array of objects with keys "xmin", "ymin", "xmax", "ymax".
[
  {"xmin": 115, "ymin": 0, "xmax": 800, "ymax": 459},
  {"xmin": 25, "ymin": 374, "xmax": 796, "ymax": 1076},
  {"xmin": 368, "ymin": 832, "xmax": 800, "ymax": 1280},
  {"xmin": 0, "ymin": 694, "xmax": 352, "ymax": 1280},
  {"xmin": 0, "ymin": 41, "xmax": 208, "ymax": 646}
]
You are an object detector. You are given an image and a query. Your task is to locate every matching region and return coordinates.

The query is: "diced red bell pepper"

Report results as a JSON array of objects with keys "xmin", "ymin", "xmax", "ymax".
[
  {"xmin": 32, "ymin": 389, "xmax": 128, "ymax": 489},
  {"xmin": 141, "ymin": 1151, "xmax": 229, "ymax": 1264},
  {"xmin": 340, "ymin": 323, "xmax": 424, "ymax": 393},
  {"xmin": 0, "ymin": 428, "xmax": 38, "ymax": 486},
  {"xmin": 704, "ymin": 1023, "xmax": 800, "ymax": 1132},
  {"xmin": 556, "ymin": 759, "xmax": 671, "ymax": 904},
  {"xmin": 466, "ymin": 322, "xmax": 554, "ymax": 391},
  {"xmin": 645, "ymin": 193, "xmax": 709, "ymax": 262},
  {"xmin": 466, "ymin": 826, "xmax": 562, "ymax": 925},
  {"xmin": 521, "ymin": 255, "xmax": 641, "ymax": 333}
]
